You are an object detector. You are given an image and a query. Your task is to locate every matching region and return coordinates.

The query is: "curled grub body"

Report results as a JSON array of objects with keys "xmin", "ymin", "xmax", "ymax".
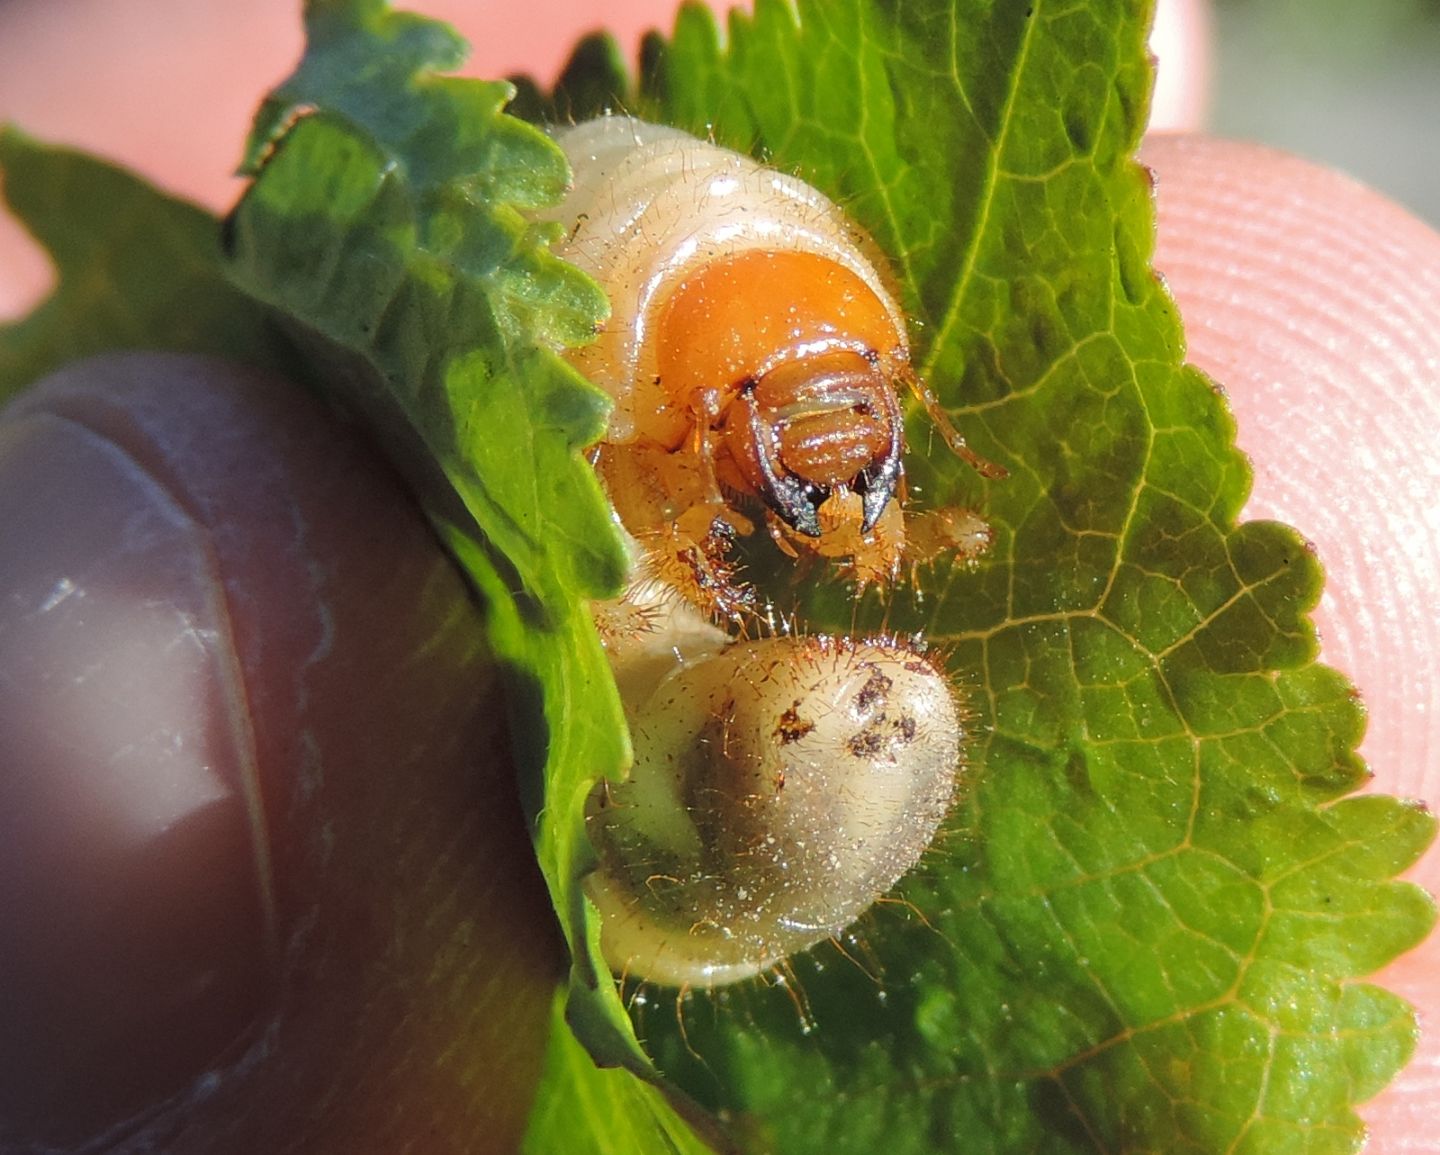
[
  {"xmin": 562, "ymin": 118, "xmax": 981, "ymax": 989},
  {"xmin": 588, "ymin": 573, "xmax": 964, "ymax": 987}
]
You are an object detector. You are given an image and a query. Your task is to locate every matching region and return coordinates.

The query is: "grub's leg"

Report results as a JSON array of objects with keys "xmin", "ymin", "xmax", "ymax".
[
  {"xmin": 608, "ymin": 393, "xmax": 760, "ymax": 621},
  {"xmin": 643, "ymin": 516, "xmax": 755, "ymax": 623},
  {"xmin": 791, "ymin": 490, "xmax": 905, "ymax": 592},
  {"xmin": 765, "ymin": 516, "xmax": 802, "ymax": 560},
  {"xmin": 690, "ymin": 387, "xmax": 733, "ymax": 511},
  {"xmin": 901, "ymin": 368, "xmax": 1008, "ymax": 480},
  {"xmin": 904, "ymin": 506, "xmax": 994, "ymax": 577},
  {"xmin": 598, "ymin": 438, "xmax": 756, "ymax": 621}
]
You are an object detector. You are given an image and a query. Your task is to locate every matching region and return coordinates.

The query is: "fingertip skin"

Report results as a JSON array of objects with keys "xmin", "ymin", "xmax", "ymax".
[
  {"xmin": 1144, "ymin": 135, "xmax": 1440, "ymax": 1153},
  {"xmin": 1148, "ymin": 0, "xmax": 1211, "ymax": 133},
  {"xmin": 0, "ymin": 353, "xmax": 562, "ymax": 1153}
]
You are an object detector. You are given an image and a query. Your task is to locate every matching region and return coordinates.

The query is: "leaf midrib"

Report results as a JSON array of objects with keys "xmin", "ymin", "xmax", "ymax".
[{"xmin": 920, "ymin": 3, "xmax": 1040, "ymax": 380}]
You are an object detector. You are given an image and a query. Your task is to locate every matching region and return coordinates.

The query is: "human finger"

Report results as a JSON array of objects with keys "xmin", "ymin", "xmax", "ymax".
[
  {"xmin": 1148, "ymin": 0, "xmax": 1211, "ymax": 133},
  {"xmin": 0, "ymin": 352, "xmax": 562, "ymax": 1152}
]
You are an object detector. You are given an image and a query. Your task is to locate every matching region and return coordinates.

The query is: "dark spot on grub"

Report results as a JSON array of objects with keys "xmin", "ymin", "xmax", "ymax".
[
  {"xmin": 848, "ymin": 712, "xmax": 918, "ymax": 761},
  {"xmin": 854, "ymin": 668, "xmax": 893, "ymax": 713},
  {"xmin": 847, "ymin": 728, "xmax": 887, "ymax": 759},
  {"xmin": 775, "ymin": 701, "xmax": 815, "ymax": 745}
]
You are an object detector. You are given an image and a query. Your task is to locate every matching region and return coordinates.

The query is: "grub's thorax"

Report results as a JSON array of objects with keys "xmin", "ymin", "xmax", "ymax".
[{"xmin": 655, "ymin": 249, "xmax": 909, "ymax": 537}]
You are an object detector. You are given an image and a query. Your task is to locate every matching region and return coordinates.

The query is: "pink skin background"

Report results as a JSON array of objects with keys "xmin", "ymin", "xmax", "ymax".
[{"xmin": 1, "ymin": 0, "xmax": 1436, "ymax": 1149}]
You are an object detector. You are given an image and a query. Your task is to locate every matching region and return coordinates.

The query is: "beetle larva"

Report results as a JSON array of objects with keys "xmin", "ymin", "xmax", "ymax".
[
  {"xmin": 563, "ymin": 119, "xmax": 974, "ymax": 988},
  {"xmin": 587, "ymin": 574, "xmax": 963, "ymax": 987},
  {"xmin": 549, "ymin": 116, "xmax": 1000, "ymax": 616}
]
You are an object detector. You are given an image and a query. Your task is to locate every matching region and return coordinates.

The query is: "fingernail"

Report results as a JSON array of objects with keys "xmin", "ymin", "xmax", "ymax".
[{"xmin": 0, "ymin": 408, "xmax": 273, "ymax": 1145}]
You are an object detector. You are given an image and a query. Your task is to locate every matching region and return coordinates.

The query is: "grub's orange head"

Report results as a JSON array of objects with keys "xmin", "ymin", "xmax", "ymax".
[{"xmin": 656, "ymin": 248, "xmax": 909, "ymax": 537}]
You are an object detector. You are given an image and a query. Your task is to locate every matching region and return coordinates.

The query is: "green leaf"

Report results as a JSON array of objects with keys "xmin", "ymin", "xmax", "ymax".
[
  {"xmin": 523, "ymin": 993, "xmax": 724, "ymax": 1155},
  {"xmin": 220, "ymin": 0, "xmax": 668, "ymax": 1107},
  {"xmin": 507, "ymin": 33, "xmax": 634, "ymax": 127},
  {"xmin": 528, "ymin": 1, "xmax": 1438, "ymax": 1151},
  {"xmin": 0, "ymin": 128, "xmax": 292, "ymax": 398}
]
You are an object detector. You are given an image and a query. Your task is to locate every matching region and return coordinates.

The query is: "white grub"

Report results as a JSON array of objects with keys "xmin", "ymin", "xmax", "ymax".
[{"xmin": 562, "ymin": 118, "xmax": 977, "ymax": 988}]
